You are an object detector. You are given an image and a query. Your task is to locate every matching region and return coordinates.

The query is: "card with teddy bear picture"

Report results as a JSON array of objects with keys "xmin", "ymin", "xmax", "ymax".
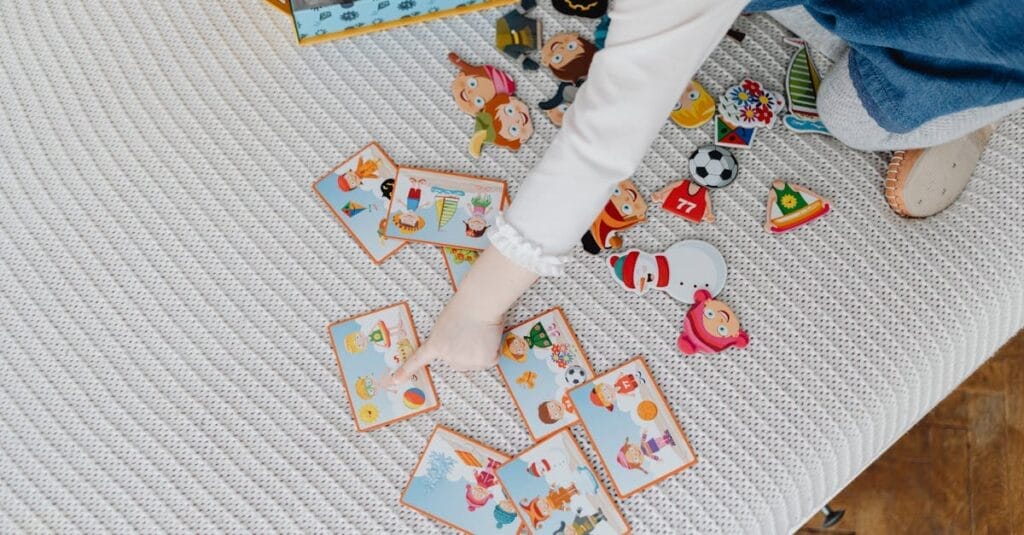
[
  {"xmin": 568, "ymin": 356, "xmax": 697, "ymax": 498},
  {"xmin": 495, "ymin": 308, "xmax": 596, "ymax": 442},
  {"xmin": 383, "ymin": 167, "xmax": 508, "ymax": 250}
]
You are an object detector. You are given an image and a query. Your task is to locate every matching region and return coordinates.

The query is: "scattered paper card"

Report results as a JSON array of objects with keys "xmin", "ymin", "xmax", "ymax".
[
  {"xmin": 496, "ymin": 429, "xmax": 630, "ymax": 534},
  {"xmin": 765, "ymin": 180, "xmax": 830, "ymax": 233},
  {"xmin": 569, "ymin": 356, "xmax": 697, "ymax": 498},
  {"xmin": 581, "ymin": 180, "xmax": 648, "ymax": 254},
  {"xmin": 402, "ymin": 425, "xmax": 522, "ymax": 534},
  {"xmin": 496, "ymin": 308, "xmax": 596, "ymax": 441},
  {"xmin": 328, "ymin": 302, "xmax": 438, "ymax": 432},
  {"xmin": 383, "ymin": 167, "xmax": 508, "ymax": 250},
  {"xmin": 313, "ymin": 142, "xmax": 406, "ymax": 264},
  {"xmin": 670, "ymin": 81, "xmax": 715, "ymax": 129},
  {"xmin": 607, "ymin": 240, "xmax": 727, "ymax": 304},
  {"xmin": 440, "ymin": 247, "xmax": 480, "ymax": 291}
]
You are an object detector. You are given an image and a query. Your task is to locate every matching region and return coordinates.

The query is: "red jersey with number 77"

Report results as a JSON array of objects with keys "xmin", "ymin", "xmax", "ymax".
[{"xmin": 661, "ymin": 180, "xmax": 710, "ymax": 223}]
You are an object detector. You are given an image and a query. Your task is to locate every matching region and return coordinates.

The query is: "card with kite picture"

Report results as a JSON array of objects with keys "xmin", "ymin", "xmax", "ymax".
[
  {"xmin": 401, "ymin": 425, "xmax": 522, "ymax": 534},
  {"xmin": 312, "ymin": 142, "xmax": 406, "ymax": 264},
  {"xmin": 569, "ymin": 356, "xmax": 697, "ymax": 498},
  {"xmin": 327, "ymin": 302, "xmax": 439, "ymax": 432},
  {"xmin": 383, "ymin": 167, "xmax": 508, "ymax": 250},
  {"xmin": 440, "ymin": 246, "xmax": 480, "ymax": 291},
  {"xmin": 496, "ymin": 429, "xmax": 630, "ymax": 534},
  {"xmin": 496, "ymin": 308, "xmax": 596, "ymax": 441}
]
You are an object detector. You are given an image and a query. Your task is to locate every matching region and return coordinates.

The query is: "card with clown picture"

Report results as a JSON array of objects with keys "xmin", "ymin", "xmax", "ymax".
[
  {"xmin": 312, "ymin": 142, "xmax": 407, "ymax": 264},
  {"xmin": 496, "ymin": 308, "xmax": 596, "ymax": 442},
  {"xmin": 383, "ymin": 167, "xmax": 508, "ymax": 250},
  {"xmin": 568, "ymin": 356, "xmax": 697, "ymax": 498},
  {"xmin": 496, "ymin": 428, "xmax": 630, "ymax": 535},
  {"xmin": 327, "ymin": 302, "xmax": 439, "ymax": 432},
  {"xmin": 401, "ymin": 425, "xmax": 523, "ymax": 534}
]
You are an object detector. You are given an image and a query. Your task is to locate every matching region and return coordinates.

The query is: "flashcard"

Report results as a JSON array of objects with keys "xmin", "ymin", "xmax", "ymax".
[
  {"xmin": 689, "ymin": 145, "xmax": 738, "ymax": 189},
  {"xmin": 607, "ymin": 240, "xmax": 727, "ymax": 304},
  {"xmin": 652, "ymin": 180, "xmax": 715, "ymax": 224},
  {"xmin": 765, "ymin": 180, "xmax": 831, "ymax": 233},
  {"xmin": 677, "ymin": 290, "xmax": 749, "ymax": 355},
  {"xmin": 496, "ymin": 1, "xmax": 542, "ymax": 71},
  {"xmin": 496, "ymin": 429, "xmax": 629, "ymax": 534},
  {"xmin": 581, "ymin": 180, "xmax": 648, "ymax": 255},
  {"xmin": 670, "ymin": 80, "xmax": 716, "ymax": 129},
  {"xmin": 383, "ymin": 167, "xmax": 508, "ymax": 250},
  {"xmin": 328, "ymin": 303, "xmax": 439, "ymax": 432},
  {"xmin": 313, "ymin": 142, "xmax": 406, "ymax": 264},
  {"xmin": 569, "ymin": 356, "xmax": 697, "ymax": 498},
  {"xmin": 440, "ymin": 247, "xmax": 480, "ymax": 291},
  {"xmin": 496, "ymin": 308, "xmax": 596, "ymax": 441},
  {"xmin": 541, "ymin": 33, "xmax": 597, "ymax": 85},
  {"xmin": 714, "ymin": 115, "xmax": 757, "ymax": 149},
  {"xmin": 402, "ymin": 425, "xmax": 522, "ymax": 534}
]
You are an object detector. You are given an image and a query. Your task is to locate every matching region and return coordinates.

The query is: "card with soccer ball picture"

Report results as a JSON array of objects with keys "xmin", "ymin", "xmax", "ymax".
[
  {"xmin": 327, "ymin": 302, "xmax": 439, "ymax": 432},
  {"xmin": 569, "ymin": 356, "xmax": 697, "ymax": 498},
  {"xmin": 401, "ymin": 425, "xmax": 522, "ymax": 534},
  {"xmin": 496, "ymin": 308, "xmax": 596, "ymax": 441}
]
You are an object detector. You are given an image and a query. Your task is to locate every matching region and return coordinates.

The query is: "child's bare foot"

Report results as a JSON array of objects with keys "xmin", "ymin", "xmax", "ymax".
[{"xmin": 884, "ymin": 125, "xmax": 995, "ymax": 218}]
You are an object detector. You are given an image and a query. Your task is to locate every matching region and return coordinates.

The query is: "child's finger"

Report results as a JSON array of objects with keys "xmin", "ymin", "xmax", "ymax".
[{"xmin": 387, "ymin": 344, "xmax": 439, "ymax": 386}]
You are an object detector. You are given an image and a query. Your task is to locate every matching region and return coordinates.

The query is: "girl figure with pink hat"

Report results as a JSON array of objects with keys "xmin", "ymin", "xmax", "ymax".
[
  {"xmin": 448, "ymin": 53, "xmax": 517, "ymax": 116},
  {"xmin": 465, "ymin": 457, "xmax": 501, "ymax": 511},
  {"xmin": 677, "ymin": 289, "xmax": 749, "ymax": 355}
]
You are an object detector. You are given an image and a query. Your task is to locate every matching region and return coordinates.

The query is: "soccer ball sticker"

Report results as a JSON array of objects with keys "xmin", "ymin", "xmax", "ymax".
[{"xmin": 689, "ymin": 145, "xmax": 739, "ymax": 189}]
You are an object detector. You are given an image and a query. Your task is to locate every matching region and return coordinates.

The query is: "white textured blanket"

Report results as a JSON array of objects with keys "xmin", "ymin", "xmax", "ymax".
[{"xmin": 1, "ymin": 1, "xmax": 1022, "ymax": 533}]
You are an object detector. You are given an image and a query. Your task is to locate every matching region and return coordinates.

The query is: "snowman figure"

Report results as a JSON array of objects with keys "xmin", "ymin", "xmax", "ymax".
[{"xmin": 607, "ymin": 240, "xmax": 727, "ymax": 304}]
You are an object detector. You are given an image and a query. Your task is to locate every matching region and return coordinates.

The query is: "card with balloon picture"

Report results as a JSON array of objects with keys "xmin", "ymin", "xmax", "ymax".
[
  {"xmin": 327, "ymin": 302, "xmax": 439, "ymax": 432},
  {"xmin": 568, "ymin": 356, "xmax": 697, "ymax": 498}
]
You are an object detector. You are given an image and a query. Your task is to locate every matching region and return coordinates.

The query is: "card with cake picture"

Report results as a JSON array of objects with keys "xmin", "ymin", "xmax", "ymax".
[
  {"xmin": 496, "ymin": 428, "xmax": 630, "ymax": 535},
  {"xmin": 440, "ymin": 246, "xmax": 480, "ymax": 291},
  {"xmin": 569, "ymin": 356, "xmax": 697, "ymax": 498},
  {"xmin": 312, "ymin": 142, "xmax": 407, "ymax": 264},
  {"xmin": 383, "ymin": 167, "xmax": 508, "ymax": 250},
  {"xmin": 327, "ymin": 302, "xmax": 439, "ymax": 432},
  {"xmin": 496, "ymin": 308, "xmax": 596, "ymax": 442},
  {"xmin": 402, "ymin": 425, "xmax": 523, "ymax": 534}
]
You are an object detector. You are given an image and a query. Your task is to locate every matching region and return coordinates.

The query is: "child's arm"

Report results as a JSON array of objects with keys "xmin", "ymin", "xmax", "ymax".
[{"xmin": 390, "ymin": 0, "xmax": 746, "ymax": 381}]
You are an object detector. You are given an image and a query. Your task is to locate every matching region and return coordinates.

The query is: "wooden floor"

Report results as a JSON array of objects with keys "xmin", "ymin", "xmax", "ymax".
[{"xmin": 800, "ymin": 331, "xmax": 1024, "ymax": 534}]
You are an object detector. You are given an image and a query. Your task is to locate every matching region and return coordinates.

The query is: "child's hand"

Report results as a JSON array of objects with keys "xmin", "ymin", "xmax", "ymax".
[{"xmin": 384, "ymin": 247, "xmax": 539, "ymax": 388}]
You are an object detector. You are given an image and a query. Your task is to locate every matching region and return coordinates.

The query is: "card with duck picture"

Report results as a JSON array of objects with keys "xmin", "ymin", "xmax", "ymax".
[
  {"xmin": 327, "ymin": 302, "xmax": 439, "ymax": 432},
  {"xmin": 496, "ymin": 429, "xmax": 630, "ymax": 535},
  {"xmin": 568, "ymin": 356, "xmax": 697, "ymax": 498},
  {"xmin": 496, "ymin": 308, "xmax": 596, "ymax": 442},
  {"xmin": 383, "ymin": 167, "xmax": 508, "ymax": 250},
  {"xmin": 402, "ymin": 425, "xmax": 523, "ymax": 534},
  {"xmin": 313, "ymin": 142, "xmax": 407, "ymax": 264},
  {"xmin": 440, "ymin": 246, "xmax": 480, "ymax": 291}
]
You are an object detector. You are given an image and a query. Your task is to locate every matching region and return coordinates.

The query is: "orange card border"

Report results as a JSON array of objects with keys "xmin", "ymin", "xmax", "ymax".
[
  {"xmin": 311, "ymin": 141, "xmax": 408, "ymax": 265},
  {"xmin": 381, "ymin": 166, "xmax": 508, "ymax": 251},
  {"xmin": 495, "ymin": 428, "xmax": 631, "ymax": 535},
  {"xmin": 399, "ymin": 424, "xmax": 524, "ymax": 534},
  {"xmin": 494, "ymin": 307, "xmax": 597, "ymax": 443},
  {"xmin": 326, "ymin": 301, "xmax": 439, "ymax": 432},
  {"xmin": 567, "ymin": 355, "xmax": 698, "ymax": 499}
]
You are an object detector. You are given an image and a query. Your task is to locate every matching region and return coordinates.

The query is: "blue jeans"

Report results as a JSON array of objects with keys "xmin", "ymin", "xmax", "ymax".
[{"xmin": 746, "ymin": 0, "xmax": 1024, "ymax": 134}]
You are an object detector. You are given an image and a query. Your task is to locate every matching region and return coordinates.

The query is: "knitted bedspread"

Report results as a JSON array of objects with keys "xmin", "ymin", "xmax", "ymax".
[{"xmin": 1, "ymin": 1, "xmax": 1022, "ymax": 532}]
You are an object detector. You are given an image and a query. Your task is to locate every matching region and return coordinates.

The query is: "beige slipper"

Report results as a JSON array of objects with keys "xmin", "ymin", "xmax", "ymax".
[{"xmin": 884, "ymin": 126, "xmax": 995, "ymax": 217}]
